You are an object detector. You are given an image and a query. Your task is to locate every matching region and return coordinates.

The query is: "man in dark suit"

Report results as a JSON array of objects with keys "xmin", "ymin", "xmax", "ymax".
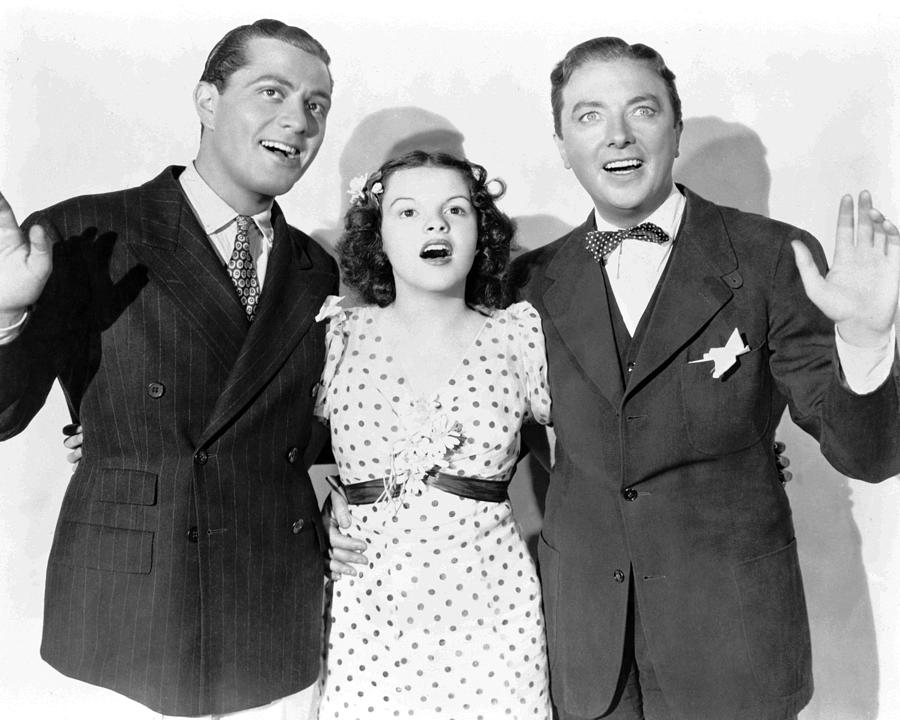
[
  {"xmin": 510, "ymin": 38, "xmax": 900, "ymax": 720},
  {"xmin": 0, "ymin": 19, "xmax": 336, "ymax": 719}
]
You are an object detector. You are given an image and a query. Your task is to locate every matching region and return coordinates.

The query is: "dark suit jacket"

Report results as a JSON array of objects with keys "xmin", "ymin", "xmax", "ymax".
[
  {"xmin": 0, "ymin": 167, "xmax": 338, "ymax": 716},
  {"xmin": 511, "ymin": 187, "xmax": 900, "ymax": 720}
]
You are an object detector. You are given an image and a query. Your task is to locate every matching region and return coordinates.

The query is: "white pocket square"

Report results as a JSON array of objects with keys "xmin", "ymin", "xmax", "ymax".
[{"xmin": 688, "ymin": 328, "xmax": 750, "ymax": 379}]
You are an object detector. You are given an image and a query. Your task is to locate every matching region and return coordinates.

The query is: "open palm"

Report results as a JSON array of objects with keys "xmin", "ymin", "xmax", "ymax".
[
  {"xmin": 792, "ymin": 191, "xmax": 900, "ymax": 348},
  {"xmin": 0, "ymin": 190, "xmax": 55, "ymax": 317}
]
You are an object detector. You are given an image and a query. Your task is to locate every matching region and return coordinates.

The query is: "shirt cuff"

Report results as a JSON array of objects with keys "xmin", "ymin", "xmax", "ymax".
[
  {"xmin": 0, "ymin": 310, "xmax": 29, "ymax": 346},
  {"xmin": 835, "ymin": 325, "xmax": 896, "ymax": 394}
]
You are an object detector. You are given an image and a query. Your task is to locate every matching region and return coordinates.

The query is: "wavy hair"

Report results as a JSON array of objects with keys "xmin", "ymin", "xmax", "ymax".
[{"xmin": 338, "ymin": 151, "xmax": 515, "ymax": 308}]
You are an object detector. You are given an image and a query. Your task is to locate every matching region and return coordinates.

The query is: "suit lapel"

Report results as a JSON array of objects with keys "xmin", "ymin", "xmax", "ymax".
[
  {"xmin": 543, "ymin": 215, "xmax": 625, "ymax": 406},
  {"xmin": 199, "ymin": 205, "xmax": 331, "ymax": 445},
  {"xmin": 128, "ymin": 168, "xmax": 247, "ymax": 371},
  {"xmin": 626, "ymin": 189, "xmax": 738, "ymax": 396}
]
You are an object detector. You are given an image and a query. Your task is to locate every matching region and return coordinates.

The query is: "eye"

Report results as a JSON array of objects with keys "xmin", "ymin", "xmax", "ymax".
[
  {"xmin": 633, "ymin": 105, "xmax": 657, "ymax": 117},
  {"xmin": 446, "ymin": 205, "xmax": 468, "ymax": 216},
  {"xmin": 260, "ymin": 87, "xmax": 283, "ymax": 100},
  {"xmin": 399, "ymin": 208, "xmax": 417, "ymax": 218},
  {"xmin": 577, "ymin": 110, "xmax": 601, "ymax": 124},
  {"xmin": 308, "ymin": 100, "xmax": 329, "ymax": 116}
]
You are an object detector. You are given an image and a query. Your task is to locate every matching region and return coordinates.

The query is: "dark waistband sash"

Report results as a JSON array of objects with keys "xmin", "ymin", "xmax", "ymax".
[{"xmin": 342, "ymin": 473, "xmax": 510, "ymax": 505}]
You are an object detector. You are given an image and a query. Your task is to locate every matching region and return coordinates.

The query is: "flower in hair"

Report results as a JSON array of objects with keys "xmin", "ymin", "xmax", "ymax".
[{"xmin": 347, "ymin": 173, "xmax": 369, "ymax": 205}]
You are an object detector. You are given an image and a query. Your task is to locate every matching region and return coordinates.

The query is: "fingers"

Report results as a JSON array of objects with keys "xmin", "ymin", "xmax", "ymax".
[
  {"xmin": 328, "ymin": 547, "xmax": 368, "ymax": 578},
  {"xmin": 66, "ymin": 449, "xmax": 82, "ymax": 464},
  {"xmin": 63, "ymin": 433, "xmax": 83, "ymax": 450},
  {"xmin": 27, "ymin": 223, "xmax": 56, "ymax": 257},
  {"xmin": 884, "ymin": 218, "xmax": 900, "ymax": 265},
  {"xmin": 790, "ymin": 239, "xmax": 827, "ymax": 305},
  {"xmin": 330, "ymin": 487, "xmax": 352, "ymax": 529},
  {"xmin": 834, "ymin": 193, "xmax": 855, "ymax": 253},
  {"xmin": 327, "ymin": 530, "xmax": 369, "ymax": 579},
  {"xmin": 0, "ymin": 190, "xmax": 21, "ymax": 230}
]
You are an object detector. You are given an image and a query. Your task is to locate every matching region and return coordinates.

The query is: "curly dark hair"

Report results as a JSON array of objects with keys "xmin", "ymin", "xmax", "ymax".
[{"xmin": 338, "ymin": 151, "xmax": 515, "ymax": 309}]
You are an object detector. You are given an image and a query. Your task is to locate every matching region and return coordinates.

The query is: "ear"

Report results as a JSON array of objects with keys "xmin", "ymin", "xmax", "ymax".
[
  {"xmin": 194, "ymin": 81, "xmax": 219, "ymax": 131},
  {"xmin": 673, "ymin": 120, "xmax": 683, "ymax": 159},
  {"xmin": 553, "ymin": 134, "xmax": 571, "ymax": 170}
]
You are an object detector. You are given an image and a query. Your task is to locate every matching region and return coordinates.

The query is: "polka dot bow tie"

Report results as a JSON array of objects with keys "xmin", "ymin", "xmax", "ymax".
[
  {"xmin": 584, "ymin": 222, "xmax": 670, "ymax": 263},
  {"xmin": 228, "ymin": 215, "xmax": 261, "ymax": 321}
]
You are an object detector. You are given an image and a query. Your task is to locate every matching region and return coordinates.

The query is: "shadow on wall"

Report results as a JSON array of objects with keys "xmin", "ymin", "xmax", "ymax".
[
  {"xmin": 677, "ymin": 116, "xmax": 877, "ymax": 720},
  {"xmin": 674, "ymin": 116, "xmax": 771, "ymax": 217}
]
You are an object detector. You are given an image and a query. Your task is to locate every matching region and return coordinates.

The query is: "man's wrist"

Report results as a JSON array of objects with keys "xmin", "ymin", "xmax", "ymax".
[{"xmin": 835, "ymin": 321, "xmax": 893, "ymax": 349}]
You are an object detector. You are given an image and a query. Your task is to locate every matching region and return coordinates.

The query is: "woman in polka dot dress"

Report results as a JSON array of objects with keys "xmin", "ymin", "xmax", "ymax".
[{"xmin": 314, "ymin": 151, "xmax": 552, "ymax": 719}]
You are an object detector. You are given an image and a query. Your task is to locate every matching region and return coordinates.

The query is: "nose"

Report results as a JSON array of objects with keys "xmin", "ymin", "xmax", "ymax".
[
  {"xmin": 606, "ymin": 113, "xmax": 634, "ymax": 148},
  {"xmin": 425, "ymin": 213, "xmax": 448, "ymax": 233},
  {"xmin": 280, "ymin": 102, "xmax": 311, "ymax": 135}
]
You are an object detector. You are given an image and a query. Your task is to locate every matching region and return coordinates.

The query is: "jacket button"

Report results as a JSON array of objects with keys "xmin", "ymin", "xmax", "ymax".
[
  {"xmin": 186, "ymin": 527, "xmax": 199, "ymax": 543},
  {"xmin": 613, "ymin": 569, "xmax": 626, "ymax": 583},
  {"xmin": 147, "ymin": 382, "xmax": 165, "ymax": 399},
  {"xmin": 194, "ymin": 450, "xmax": 208, "ymax": 465},
  {"xmin": 622, "ymin": 487, "xmax": 638, "ymax": 501},
  {"xmin": 292, "ymin": 519, "xmax": 306, "ymax": 534},
  {"xmin": 287, "ymin": 447, "xmax": 300, "ymax": 464},
  {"xmin": 626, "ymin": 362, "xmax": 635, "ymax": 374}
]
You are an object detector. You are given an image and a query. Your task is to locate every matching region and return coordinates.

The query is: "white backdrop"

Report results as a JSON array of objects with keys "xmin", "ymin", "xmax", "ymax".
[{"xmin": 1, "ymin": 1, "xmax": 898, "ymax": 718}]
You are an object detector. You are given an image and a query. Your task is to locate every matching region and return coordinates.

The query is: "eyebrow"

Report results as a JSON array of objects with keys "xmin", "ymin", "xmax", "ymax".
[
  {"xmin": 248, "ymin": 73, "xmax": 332, "ymax": 100},
  {"xmin": 570, "ymin": 94, "xmax": 662, "ymax": 115},
  {"xmin": 388, "ymin": 194, "xmax": 472, "ymax": 208}
]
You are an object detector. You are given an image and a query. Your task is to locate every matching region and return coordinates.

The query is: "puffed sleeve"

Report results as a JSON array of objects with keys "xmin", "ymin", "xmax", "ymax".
[
  {"xmin": 314, "ymin": 295, "xmax": 349, "ymax": 423},
  {"xmin": 507, "ymin": 300, "xmax": 552, "ymax": 425}
]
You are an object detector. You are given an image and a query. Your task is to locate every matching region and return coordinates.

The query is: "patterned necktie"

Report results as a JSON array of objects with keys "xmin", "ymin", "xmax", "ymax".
[
  {"xmin": 584, "ymin": 222, "xmax": 670, "ymax": 263},
  {"xmin": 228, "ymin": 215, "xmax": 260, "ymax": 321}
]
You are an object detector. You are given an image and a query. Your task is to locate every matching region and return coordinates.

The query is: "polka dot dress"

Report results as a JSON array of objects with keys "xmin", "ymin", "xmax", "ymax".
[{"xmin": 314, "ymin": 299, "xmax": 552, "ymax": 720}]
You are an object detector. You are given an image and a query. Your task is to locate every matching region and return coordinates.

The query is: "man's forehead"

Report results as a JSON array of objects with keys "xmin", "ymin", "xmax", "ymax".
[
  {"xmin": 562, "ymin": 59, "xmax": 669, "ymax": 104},
  {"xmin": 232, "ymin": 38, "xmax": 331, "ymax": 88}
]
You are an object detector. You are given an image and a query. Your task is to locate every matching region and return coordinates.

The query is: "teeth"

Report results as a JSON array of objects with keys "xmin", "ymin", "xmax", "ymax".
[
  {"xmin": 604, "ymin": 159, "xmax": 642, "ymax": 171},
  {"xmin": 261, "ymin": 140, "xmax": 299, "ymax": 157},
  {"xmin": 420, "ymin": 242, "xmax": 452, "ymax": 259}
]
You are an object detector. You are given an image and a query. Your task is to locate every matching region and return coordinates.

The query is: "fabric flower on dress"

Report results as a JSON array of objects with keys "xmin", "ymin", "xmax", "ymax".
[{"xmin": 380, "ymin": 402, "xmax": 465, "ymax": 506}]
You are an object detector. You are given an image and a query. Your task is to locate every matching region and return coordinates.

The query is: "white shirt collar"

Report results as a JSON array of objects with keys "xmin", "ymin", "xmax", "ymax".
[
  {"xmin": 593, "ymin": 184, "xmax": 685, "ymax": 240},
  {"xmin": 179, "ymin": 162, "xmax": 274, "ymax": 246}
]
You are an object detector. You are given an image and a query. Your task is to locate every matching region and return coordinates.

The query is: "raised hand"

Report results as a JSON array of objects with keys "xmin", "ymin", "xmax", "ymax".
[
  {"xmin": 792, "ymin": 191, "xmax": 900, "ymax": 348},
  {"xmin": 0, "ymin": 190, "xmax": 56, "ymax": 324}
]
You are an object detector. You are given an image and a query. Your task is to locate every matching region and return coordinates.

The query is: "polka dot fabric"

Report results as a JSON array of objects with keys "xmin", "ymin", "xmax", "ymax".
[{"xmin": 315, "ymin": 299, "xmax": 552, "ymax": 719}]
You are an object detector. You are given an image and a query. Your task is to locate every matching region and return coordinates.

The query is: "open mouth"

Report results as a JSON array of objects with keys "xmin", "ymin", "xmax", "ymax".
[
  {"xmin": 260, "ymin": 140, "xmax": 300, "ymax": 159},
  {"xmin": 419, "ymin": 241, "xmax": 453, "ymax": 260},
  {"xmin": 604, "ymin": 159, "xmax": 643, "ymax": 174}
]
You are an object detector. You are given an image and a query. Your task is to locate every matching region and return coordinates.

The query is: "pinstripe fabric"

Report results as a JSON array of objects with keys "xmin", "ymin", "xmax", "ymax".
[{"xmin": 0, "ymin": 167, "xmax": 338, "ymax": 716}]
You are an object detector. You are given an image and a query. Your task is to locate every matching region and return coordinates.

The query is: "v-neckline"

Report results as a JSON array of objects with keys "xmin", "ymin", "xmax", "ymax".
[{"xmin": 369, "ymin": 306, "xmax": 493, "ymax": 402}]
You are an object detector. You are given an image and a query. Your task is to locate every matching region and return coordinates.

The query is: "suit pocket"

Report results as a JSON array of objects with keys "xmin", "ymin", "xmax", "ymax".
[
  {"xmin": 732, "ymin": 539, "xmax": 811, "ymax": 697},
  {"xmin": 537, "ymin": 533, "xmax": 560, "ymax": 671},
  {"xmin": 98, "ymin": 468, "xmax": 157, "ymax": 505},
  {"xmin": 53, "ymin": 520, "xmax": 154, "ymax": 574},
  {"xmin": 680, "ymin": 343, "xmax": 771, "ymax": 455}
]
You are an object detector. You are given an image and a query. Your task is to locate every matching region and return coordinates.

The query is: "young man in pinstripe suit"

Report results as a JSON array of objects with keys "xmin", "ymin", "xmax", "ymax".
[{"xmin": 0, "ymin": 19, "xmax": 337, "ymax": 720}]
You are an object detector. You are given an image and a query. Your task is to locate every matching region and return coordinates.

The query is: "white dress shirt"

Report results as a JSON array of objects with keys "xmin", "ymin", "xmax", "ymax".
[
  {"xmin": 179, "ymin": 161, "xmax": 275, "ymax": 288},
  {"xmin": 593, "ymin": 184, "xmax": 895, "ymax": 393}
]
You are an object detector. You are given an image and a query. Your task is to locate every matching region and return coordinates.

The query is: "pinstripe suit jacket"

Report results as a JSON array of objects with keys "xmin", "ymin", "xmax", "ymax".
[{"xmin": 0, "ymin": 167, "xmax": 338, "ymax": 716}]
